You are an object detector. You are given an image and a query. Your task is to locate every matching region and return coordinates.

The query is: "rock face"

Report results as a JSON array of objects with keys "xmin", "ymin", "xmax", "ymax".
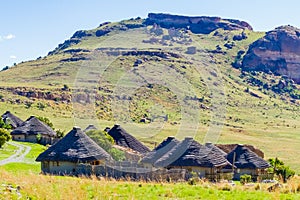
[
  {"xmin": 145, "ymin": 13, "xmax": 252, "ymax": 34},
  {"xmin": 242, "ymin": 25, "xmax": 300, "ymax": 84}
]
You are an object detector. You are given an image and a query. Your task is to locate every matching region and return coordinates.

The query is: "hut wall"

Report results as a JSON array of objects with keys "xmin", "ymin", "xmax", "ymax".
[
  {"xmin": 40, "ymin": 136, "xmax": 55, "ymax": 145},
  {"xmin": 43, "ymin": 161, "xmax": 77, "ymax": 175},
  {"xmin": 26, "ymin": 135, "xmax": 38, "ymax": 143},
  {"xmin": 169, "ymin": 166, "xmax": 211, "ymax": 178},
  {"xmin": 190, "ymin": 166, "xmax": 211, "ymax": 178},
  {"xmin": 12, "ymin": 134, "xmax": 25, "ymax": 142},
  {"xmin": 233, "ymin": 168, "xmax": 256, "ymax": 180}
]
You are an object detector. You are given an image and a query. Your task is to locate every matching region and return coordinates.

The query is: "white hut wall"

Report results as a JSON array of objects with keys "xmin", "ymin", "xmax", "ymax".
[
  {"xmin": 12, "ymin": 134, "xmax": 25, "ymax": 142},
  {"xmin": 41, "ymin": 161, "xmax": 78, "ymax": 175}
]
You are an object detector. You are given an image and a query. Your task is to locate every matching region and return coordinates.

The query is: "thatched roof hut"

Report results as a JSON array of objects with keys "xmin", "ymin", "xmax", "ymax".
[
  {"xmin": 1, "ymin": 111, "xmax": 24, "ymax": 128},
  {"xmin": 226, "ymin": 144, "xmax": 270, "ymax": 169},
  {"xmin": 140, "ymin": 136, "xmax": 179, "ymax": 165},
  {"xmin": 11, "ymin": 116, "xmax": 56, "ymax": 137},
  {"xmin": 36, "ymin": 127, "xmax": 112, "ymax": 163},
  {"xmin": 155, "ymin": 137, "xmax": 231, "ymax": 169},
  {"xmin": 216, "ymin": 144, "xmax": 265, "ymax": 158},
  {"xmin": 205, "ymin": 143, "xmax": 227, "ymax": 157},
  {"xmin": 83, "ymin": 124, "xmax": 97, "ymax": 133},
  {"xmin": 108, "ymin": 124, "xmax": 150, "ymax": 154}
]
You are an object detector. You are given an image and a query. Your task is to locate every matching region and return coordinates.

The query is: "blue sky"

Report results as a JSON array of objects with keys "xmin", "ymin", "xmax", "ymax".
[{"xmin": 1, "ymin": 0, "xmax": 299, "ymax": 68}]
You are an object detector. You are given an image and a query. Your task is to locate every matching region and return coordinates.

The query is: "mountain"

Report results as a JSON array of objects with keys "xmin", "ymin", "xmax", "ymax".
[
  {"xmin": 0, "ymin": 13, "xmax": 299, "ymax": 171},
  {"xmin": 242, "ymin": 25, "xmax": 300, "ymax": 84}
]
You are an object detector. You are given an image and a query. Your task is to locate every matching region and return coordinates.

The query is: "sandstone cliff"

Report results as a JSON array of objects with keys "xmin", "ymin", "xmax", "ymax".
[
  {"xmin": 242, "ymin": 25, "xmax": 300, "ymax": 84},
  {"xmin": 145, "ymin": 13, "xmax": 253, "ymax": 34}
]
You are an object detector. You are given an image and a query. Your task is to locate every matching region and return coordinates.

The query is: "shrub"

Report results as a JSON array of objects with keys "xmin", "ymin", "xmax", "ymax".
[
  {"xmin": 0, "ymin": 118, "xmax": 12, "ymax": 130},
  {"xmin": 37, "ymin": 116, "xmax": 54, "ymax": 130},
  {"xmin": 268, "ymin": 157, "xmax": 295, "ymax": 183},
  {"xmin": 240, "ymin": 174, "xmax": 252, "ymax": 184},
  {"xmin": 0, "ymin": 128, "xmax": 11, "ymax": 148},
  {"xmin": 56, "ymin": 129, "xmax": 65, "ymax": 138},
  {"xmin": 86, "ymin": 130, "xmax": 125, "ymax": 161}
]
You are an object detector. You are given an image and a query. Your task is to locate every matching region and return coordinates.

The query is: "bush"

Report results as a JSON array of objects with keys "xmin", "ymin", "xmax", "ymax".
[
  {"xmin": 240, "ymin": 174, "xmax": 252, "ymax": 184},
  {"xmin": 268, "ymin": 157, "xmax": 295, "ymax": 183},
  {"xmin": 86, "ymin": 130, "xmax": 125, "ymax": 161},
  {"xmin": 56, "ymin": 129, "xmax": 65, "ymax": 138},
  {"xmin": 37, "ymin": 116, "xmax": 54, "ymax": 130},
  {"xmin": 0, "ymin": 118, "xmax": 12, "ymax": 130},
  {"xmin": 108, "ymin": 148, "xmax": 126, "ymax": 161},
  {"xmin": 0, "ymin": 128, "xmax": 11, "ymax": 148}
]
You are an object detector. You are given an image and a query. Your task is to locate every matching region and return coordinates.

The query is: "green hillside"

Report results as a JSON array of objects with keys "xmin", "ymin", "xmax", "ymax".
[{"xmin": 0, "ymin": 17, "xmax": 299, "ymax": 172}]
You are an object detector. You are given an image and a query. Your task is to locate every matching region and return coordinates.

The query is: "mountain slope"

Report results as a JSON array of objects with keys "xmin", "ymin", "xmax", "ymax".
[{"xmin": 0, "ymin": 13, "xmax": 299, "ymax": 171}]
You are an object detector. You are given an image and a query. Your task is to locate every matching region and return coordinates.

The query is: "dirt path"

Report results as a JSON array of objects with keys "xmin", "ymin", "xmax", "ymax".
[{"xmin": 0, "ymin": 142, "xmax": 31, "ymax": 165}]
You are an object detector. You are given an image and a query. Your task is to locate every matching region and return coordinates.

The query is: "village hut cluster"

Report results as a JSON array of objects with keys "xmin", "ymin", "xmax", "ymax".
[
  {"xmin": 1, "ymin": 111, "xmax": 272, "ymax": 182},
  {"xmin": 1, "ymin": 111, "xmax": 59, "ymax": 145}
]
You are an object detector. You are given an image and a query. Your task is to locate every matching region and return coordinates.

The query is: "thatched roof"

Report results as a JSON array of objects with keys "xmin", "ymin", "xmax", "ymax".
[
  {"xmin": 83, "ymin": 124, "xmax": 97, "ymax": 133},
  {"xmin": 11, "ymin": 116, "xmax": 56, "ymax": 137},
  {"xmin": 36, "ymin": 127, "xmax": 112, "ymax": 163},
  {"xmin": 1, "ymin": 111, "xmax": 24, "ymax": 128},
  {"xmin": 108, "ymin": 124, "xmax": 150, "ymax": 154},
  {"xmin": 155, "ymin": 138, "xmax": 232, "ymax": 168},
  {"xmin": 205, "ymin": 143, "xmax": 227, "ymax": 157},
  {"xmin": 216, "ymin": 144, "xmax": 264, "ymax": 158},
  {"xmin": 140, "ymin": 136, "xmax": 179, "ymax": 165},
  {"xmin": 226, "ymin": 144, "xmax": 270, "ymax": 169}
]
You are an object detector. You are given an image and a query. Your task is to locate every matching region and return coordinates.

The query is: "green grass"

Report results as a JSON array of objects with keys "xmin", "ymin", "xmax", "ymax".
[
  {"xmin": 1, "ymin": 170, "xmax": 300, "ymax": 199},
  {"xmin": 0, "ymin": 142, "xmax": 18, "ymax": 160},
  {"xmin": 0, "ymin": 141, "xmax": 45, "ymax": 175},
  {"xmin": 0, "ymin": 21, "xmax": 299, "ymax": 173},
  {"xmin": 16, "ymin": 141, "xmax": 47, "ymax": 163},
  {"xmin": 0, "ymin": 163, "xmax": 40, "ymax": 175}
]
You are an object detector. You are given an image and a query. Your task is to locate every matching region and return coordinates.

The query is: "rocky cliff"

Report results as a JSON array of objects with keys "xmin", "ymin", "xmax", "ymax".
[
  {"xmin": 242, "ymin": 25, "xmax": 300, "ymax": 84},
  {"xmin": 145, "ymin": 13, "xmax": 253, "ymax": 34}
]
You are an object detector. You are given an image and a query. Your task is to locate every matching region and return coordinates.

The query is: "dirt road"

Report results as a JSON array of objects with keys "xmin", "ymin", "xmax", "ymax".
[{"xmin": 0, "ymin": 142, "xmax": 31, "ymax": 165}]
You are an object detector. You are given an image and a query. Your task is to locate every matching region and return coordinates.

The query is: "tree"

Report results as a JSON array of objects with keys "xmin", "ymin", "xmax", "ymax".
[
  {"xmin": 0, "ymin": 128, "xmax": 11, "ymax": 148},
  {"xmin": 56, "ymin": 129, "xmax": 65, "ymax": 138},
  {"xmin": 268, "ymin": 157, "xmax": 295, "ymax": 183},
  {"xmin": 86, "ymin": 130, "xmax": 125, "ymax": 161},
  {"xmin": 0, "ymin": 118, "xmax": 12, "ymax": 130},
  {"xmin": 37, "ymin": 116, "xmax": 54, "ymax": 130}
]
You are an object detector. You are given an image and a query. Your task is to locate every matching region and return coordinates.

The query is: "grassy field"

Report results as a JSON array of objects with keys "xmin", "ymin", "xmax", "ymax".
[
  {"xmin": 0, "ymin": 139, "xmax": 300, "ymax": 199},
  {"xmin": 0, "ymin": 143, "xmax": 18, "ymax": 160},
  {"xmin": 0, "ymin": 141, "xmax": 46, "ymax": 174},
  {"xmin": 0, "ymin": 20, "xmax": 299, "ymax": 175},
  {"xmin": 1, "ymin": 168, "xmax": 300, "ymax": 199}
]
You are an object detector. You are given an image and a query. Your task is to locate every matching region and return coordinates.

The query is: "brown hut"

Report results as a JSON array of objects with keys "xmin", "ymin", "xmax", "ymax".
[
  {"xmin": 36, "ymin": 127, "xmax": 112, "ymax": 175},
  {"xmin": 11, "ymin": 116, "xmax": 56, "ymax": 145},
  {"xmin": 108, "ymin": 124, "xmax": 150, "ymax": 154},
  {"xmin": 140, "ymin": 136, "xmax": 180, "ymax": 167},
  {"xmin": 1, "ymin": 111, "xmax": 24, "ymax": 129},
  {"xmin": 226, "ymin": 144, "xmax": 270, "ymax": 181},
  {"xmin": 154, "ymin": 137, "xmax": 232, "ymax": 180}
]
